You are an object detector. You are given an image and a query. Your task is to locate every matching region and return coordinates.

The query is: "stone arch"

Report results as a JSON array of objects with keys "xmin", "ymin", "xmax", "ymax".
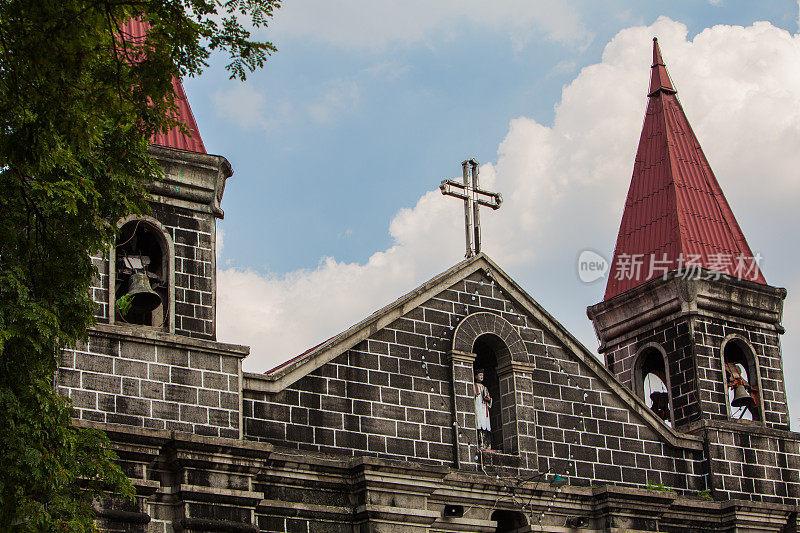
[
  {"xmin": 490, "ymin": 509, "xmax": 528, "ymax": 532},
  {"xmin": 632, "ymin": 342, "xmax": 673, "ymax": 425},
  {"xmin": 720, "ymin": 334, "xmax": 763, "ymax": 422},
  {"xmin": 452, "ymin": 312, "xmax": 530, "ymax": 455},
  {"xmin": 453, "ymin": 312, "xmax": 526, "ymax": 365},
  {"xmin": 109, "ymin": 214, "xmax": 176, "ymax": 332}
]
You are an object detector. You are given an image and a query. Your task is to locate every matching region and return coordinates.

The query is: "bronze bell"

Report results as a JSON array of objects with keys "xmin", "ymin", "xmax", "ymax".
[
  {"xmin": 650, "ymin": 391, "xmax": 670, "ymax": 421},
  {"xmin": 731, "ymin": 383, "xmax": 754, "ymax": 408},
  {"xmin": 126, "ymin": 271, "xmax": 162, "ymax": 313}
]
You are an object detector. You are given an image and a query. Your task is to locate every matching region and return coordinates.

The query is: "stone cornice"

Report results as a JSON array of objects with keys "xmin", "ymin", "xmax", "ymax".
[
  {"xmin": 88, "ymin": 323, "xmax": 249, "ymax": 358},
  {"xmin": 147, "ymin": 145, "xmax": 233, "ymax": 218},
  {"xmin": 587, "ymin": 273, "xmax": 787, "ymax": 352}
]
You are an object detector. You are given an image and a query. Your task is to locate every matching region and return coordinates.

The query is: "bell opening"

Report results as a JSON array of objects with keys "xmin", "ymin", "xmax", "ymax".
[
  {"xmin": 724, "ymin": 340, "xmax": 760, "ymax": 421},
  {"xmin": 636, "ymin": 347, "xmax": 672, "ymax": 426},
  {"xmin": 115, "ymin": 220, "xmax": 168, "ymax": 328}
]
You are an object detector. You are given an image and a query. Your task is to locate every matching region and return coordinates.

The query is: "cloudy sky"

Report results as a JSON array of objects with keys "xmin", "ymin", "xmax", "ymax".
[{"xmin": 183, "ymin": 1, "xmax": 800, "ymax": 428}]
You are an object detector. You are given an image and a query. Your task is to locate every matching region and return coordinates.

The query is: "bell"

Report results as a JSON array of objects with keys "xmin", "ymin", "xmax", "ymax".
[
  {"xmin": 126, "ymin": 271, "xmax": 161, "ymax": 313},
  {"xmin": 650, "ymin": 391, "xmax": 670, "ymax": 421},
  {"xmin": 731, "ymin": 383, "xmax": 754, "ymax": 408}
]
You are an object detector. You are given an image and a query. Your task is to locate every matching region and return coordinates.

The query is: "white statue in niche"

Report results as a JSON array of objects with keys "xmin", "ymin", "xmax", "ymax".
[{"xmin": 473, "ymin": 369, "xmax": 493, "ymax": 449}]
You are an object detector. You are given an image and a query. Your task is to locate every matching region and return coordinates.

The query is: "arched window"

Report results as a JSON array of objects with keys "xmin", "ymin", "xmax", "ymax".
[
  {"xmin": 473, "ymin": 334, "xmax": 504, "ymax": 452},
  {"xmin": 491, "ymin": 510, "xmax": 527, "ymax": 533},
  {"xmin": 633, "ymin": 344, "xmax": 672, "ymax": 425},
  {"xmin": 113, "ymin": 218, "xmax": 171, "ymax": 329},
  {"xmin": 722, "ymin": 338, "xmax": 761, "ymax": 421}
]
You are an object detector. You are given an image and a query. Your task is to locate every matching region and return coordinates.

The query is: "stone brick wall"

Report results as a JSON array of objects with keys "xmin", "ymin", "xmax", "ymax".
[
  {"xmin": 244, "ymin": 270, "xmax": 707, "ymax": 493},
  {"xmin": 151, "ymin": 202, "xmax": 216, "ymax": 340},
  {"xmin": 58, "ymin": 325, "xmax": 245, "ymax": 439},
  {"xmin": 531, "ymin": 341, "xmax": 705, "ymax": 491},
  {"xmin": 244, "ymin": 271, "xmax": 542, "ymax": 470},
  {"xmin": 702, "ymin": 421, "xmax": 800, "ymax": 505},
  {"xmin": 91, "ymin": 251, "xmax": 111, "ymax": 323},
  {"xmin": 603, "ymin": 317, "xmax": 698, "ymax": 428},
  {"xmin": 693, "ymin": 316, "xmax": 789, "ymax": 429}
]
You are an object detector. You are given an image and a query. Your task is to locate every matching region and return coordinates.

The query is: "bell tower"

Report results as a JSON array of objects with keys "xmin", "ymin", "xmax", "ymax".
[
  {"xmin": 91, "ymin": 19, "xmax": 232, "ymax": 341},
  {"xmin": 587, "ymin": 39, "xmax": 790, "ymax": 431}
]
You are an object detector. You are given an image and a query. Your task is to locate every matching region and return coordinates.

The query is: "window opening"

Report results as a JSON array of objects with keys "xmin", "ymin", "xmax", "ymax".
[
  {"xmin": 635, "ymin": 347, "xmax": 671, "ymax": 425},
  {"xmin": 473, "ymin": 335, "xmax": 503, "ymax": 451},
  {"xmin": 723, "ymin": 341, "xmax": 760, "ymax": 421},
  {"xmin": 115, "ymin": 219, "xmax": 168, "ymax": 327}
]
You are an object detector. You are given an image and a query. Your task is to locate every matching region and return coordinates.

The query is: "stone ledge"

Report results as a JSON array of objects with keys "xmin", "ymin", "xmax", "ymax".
[
  {"xmin": 88, "ymin": 323, "xmax": 249, "ymax": 358},
  {"xmin": 72, "ymin": 419, "xmax": 273, "ymax": 455},
  {"xmin": 682, "ymin": 418, "xmax": 800, "ymax": 440}
]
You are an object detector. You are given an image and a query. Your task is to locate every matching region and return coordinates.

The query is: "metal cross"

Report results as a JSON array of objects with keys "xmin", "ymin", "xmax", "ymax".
[{"xmin": 440, "ymin": 159, "xmax": 502, "ymax": 257}]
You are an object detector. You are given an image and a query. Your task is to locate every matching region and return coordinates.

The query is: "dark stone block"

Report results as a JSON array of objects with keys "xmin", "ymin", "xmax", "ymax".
[
  {"xmin": 344, "ymin": 366, "xmax": 368, "ymax": 383},
  {"xmin": 82, "ymin": 372, "xmax": 121, "ymax": 394},
  {"xmin": 246, "ymin": 418, "xmax": 285, "ymax": 440},
  {"xmin": 209, "ymin": 408, "xmax": 231, "ymax": 427},
  {"xmin": 386, "ymin": 437, "xmax": 415, "ymax": 457},
  {"xmin": 286, "ymin": 424, "xmax": 314, "ymax": 443},
  {"xmin": 106, "ymin": 413, "xmax": 143, "ymax": 427},
  {"xmin": 116, "ymin": 396, "xmax": 149, "ymax": 417},
  {"xmin": 335, "ymin": 430, "xmax": 367, "ymax": 450},
  {"xmin": 165, "ymin": 384, "xmax": 197, "ymax": 404},
  {"xmin": 171, "ymin": 366, "xmax": 202, "ymax": 387},
  {"xmin": 76, "ymin": 353, "xmax": 114, "ymax": 374},
  {"xmin": 595, "ymin": 464, "xmax": 622, "ymax": 482},
  {"xmin": 300, "ymin": 392, "xmax": 321, "ymax": 410},
  {"xmin": 180, "ymin": 404, "xmax": 208, "ymax": 424},
  {"xmin": 350, "ymin": 384, "xmax": 380, "ymax": 402},
  {"xmin": 157, "ymin": 346, "xmax": 189, "ymax": 367},
  {"xmin": 395, "ymin": 331, "xmax": 427, "ymax": 349},
  {"xmin": 58, "ymin": 369, "xmax": 81, "ymax": 389},
  {"xmin": 361, "ymin": 417, "xmax": 395, "ymax": 436},
  {"xmin": 253, "ymin": 401, "xmax": 289, "ymax": 421},
  {"xmin": 389, "ymin": 373, "xmax": 412, "ymax": 391},
  {"xmin": 321, "ymin": 396, "xmax": 350, "ymax": 413},
  {"xmin": 349, "ymin": 351, "xmax": 379, "ymax": 370}
]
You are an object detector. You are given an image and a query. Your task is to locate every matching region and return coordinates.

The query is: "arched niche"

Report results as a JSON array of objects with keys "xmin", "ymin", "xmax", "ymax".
[
  {"xmin": 491, "ymin": 509, "xmax": 528, "ymax": 533},
  {"xmin": 453, "ymin": 312, "xmax": 529, "ymax": 455},
  {"xmin": 633, "ymin": 343, "xmax": 673, "ymax": 426},
  {"xmin": 108, "ymin": 215, "xmax": 175, "ymax": 332},
  {"xmin": 473, "ymin": 334, "xmax": 505, "ymax": 451},
  {"xmin": 721, "ymin": 335, "xmax": 762, "ymax": 422}
]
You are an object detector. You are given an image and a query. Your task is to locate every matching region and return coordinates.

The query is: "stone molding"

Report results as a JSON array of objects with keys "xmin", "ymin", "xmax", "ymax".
[
  {"xmin": 588, "ymin": 273, "xmax": 787, "ymax": 352},
  {"xmin": 148, "ymin": 145, "xmax": 233, "ymax": 218},
  {"xmin": 88, "ymin": 323, "xmax": 249, "ymax": 358}
]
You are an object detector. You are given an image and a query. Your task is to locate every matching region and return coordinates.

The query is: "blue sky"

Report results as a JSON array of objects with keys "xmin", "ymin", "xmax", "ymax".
[
  {"xmin": 191, "ymin": 0, "xmax": 796, "ymax": 273},
  {"xmin": 181, "ymin": 1, "xmax": 800, "ymax": 428}
]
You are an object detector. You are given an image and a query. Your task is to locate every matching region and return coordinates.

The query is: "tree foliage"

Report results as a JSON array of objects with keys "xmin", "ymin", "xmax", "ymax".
[{"xmin": 0, "ymin": 1, "xmax": 279, "ymax": 529}]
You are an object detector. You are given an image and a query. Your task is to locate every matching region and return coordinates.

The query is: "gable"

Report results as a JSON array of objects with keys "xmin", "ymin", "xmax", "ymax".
[{"xmin": 244, "ymin": 255, "xmax": 702, "ymax": 478}]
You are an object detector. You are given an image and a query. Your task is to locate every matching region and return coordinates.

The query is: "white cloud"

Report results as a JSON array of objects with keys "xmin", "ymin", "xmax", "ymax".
[
  {"xmin": 264, "ymin": 0, "xmax": 592, "ymax": 51},
  {"xmin": 218, "ymin": 17, "xmax": 800, "ymax": 427}
]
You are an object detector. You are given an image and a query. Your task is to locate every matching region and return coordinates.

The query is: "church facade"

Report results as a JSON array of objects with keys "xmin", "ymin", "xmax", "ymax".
[{"xmin": 58, "ymin": 39, "xmax": 800, "ymax": 532}]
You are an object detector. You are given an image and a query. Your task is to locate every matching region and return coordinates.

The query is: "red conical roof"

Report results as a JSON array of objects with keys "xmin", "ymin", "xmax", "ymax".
[
  {"xmin": 604, "ymin": 38, "xmax": 765, "ymax": 300},
  {"xmin": 120, "ymin": 19, "xmax": 206, "ymax": 153}
]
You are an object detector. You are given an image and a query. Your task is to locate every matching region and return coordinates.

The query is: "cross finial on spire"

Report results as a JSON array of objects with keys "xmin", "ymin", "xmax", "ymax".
[
  {"xmin": 440, "ymin": 159, "xmax": 502, "ymax": 257},
  {"xmin": 648, "ymin": 37, "xmax": 676, "ymax": 97}
]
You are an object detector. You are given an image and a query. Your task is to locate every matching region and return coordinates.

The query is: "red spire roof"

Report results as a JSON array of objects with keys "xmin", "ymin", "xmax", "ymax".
[
  {"xmin": 120, "ymin": 19, "xmax": 206, "ymax": 153},
  {"xmin": 604, "ymin": 38, "xmax": 765, "ymax": 300}
]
